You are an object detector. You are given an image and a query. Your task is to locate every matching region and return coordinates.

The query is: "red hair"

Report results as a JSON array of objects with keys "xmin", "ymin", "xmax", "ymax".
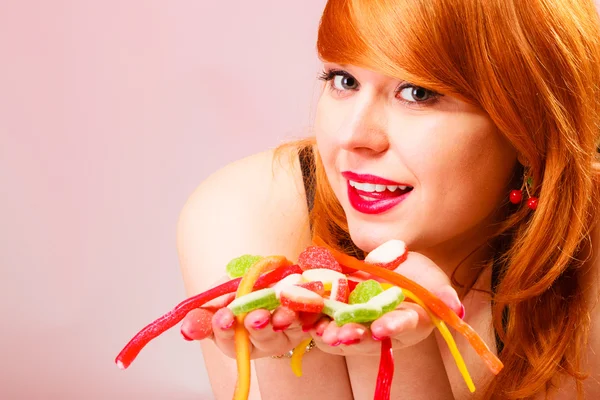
[{"xmin": 277, "ymin": 0, "xmax": 600, "ymax": 398}]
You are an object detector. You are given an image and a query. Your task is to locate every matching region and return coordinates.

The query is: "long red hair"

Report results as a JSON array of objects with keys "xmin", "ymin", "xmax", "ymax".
[{"xmin": 277, "ymin": 0, "xmax": 600, "ymax": 398}]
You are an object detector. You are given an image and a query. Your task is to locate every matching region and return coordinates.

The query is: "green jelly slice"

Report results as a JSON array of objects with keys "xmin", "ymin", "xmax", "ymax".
[
  {"xmin": 226, "ymin": 254, "xmax": 263, "ymax": 278},
  {"xmin": 367, "ymin": 286, "xmax": 404, "ymax": 314},
  {"xmin": 348, "ymin": 279, "xmax": 383, "ymax": 305},
  {"xmin": 334, "ymin": 303, "xmax": 382, "ymax": 326},
  {"xmin": 227, "ymin": 288, "xmax": 280, "ymax": 316}
]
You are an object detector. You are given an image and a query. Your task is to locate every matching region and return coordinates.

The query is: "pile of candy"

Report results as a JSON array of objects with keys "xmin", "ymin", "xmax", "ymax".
[{"xmin": 115, "ymin": 238, "xmax": 503, "ymax": 400}]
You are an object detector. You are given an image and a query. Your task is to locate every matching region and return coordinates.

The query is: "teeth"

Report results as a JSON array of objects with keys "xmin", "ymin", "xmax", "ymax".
[{"xmin": 349, "ymin": 180, "xmax": 409, "ymax": 193}]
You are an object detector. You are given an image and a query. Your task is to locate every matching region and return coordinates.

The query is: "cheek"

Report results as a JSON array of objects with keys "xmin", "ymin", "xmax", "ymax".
[{"xmin": 410, "ymin": 115, "xmax": 516, "ymax": 219}]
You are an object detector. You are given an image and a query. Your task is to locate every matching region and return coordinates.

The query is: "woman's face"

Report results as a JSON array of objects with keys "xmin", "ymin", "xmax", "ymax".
[{"xmin": 315, "ymin": 64, "xmax": 518, "ymax": 259}]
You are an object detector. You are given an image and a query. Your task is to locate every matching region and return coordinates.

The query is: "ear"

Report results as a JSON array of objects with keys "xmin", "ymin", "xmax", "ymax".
[{"xmin": 517, "ymin": 153, "xmax": 529, "ymax": 167}]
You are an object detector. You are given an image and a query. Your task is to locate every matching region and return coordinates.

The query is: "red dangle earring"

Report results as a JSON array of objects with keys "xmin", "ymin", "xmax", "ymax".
[{"xmin": 509, "ymin": 172, "xmax": 538, "ymax": 210}]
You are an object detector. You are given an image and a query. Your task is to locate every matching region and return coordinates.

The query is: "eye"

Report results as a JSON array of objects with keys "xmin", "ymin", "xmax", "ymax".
[
  {"xmin": 397, "ymin": 85, "xmax": 437, "ymax": 103},
  {"xmin": 318, "ymin": 69, "xmax": 359, "ymax": 93},
  {"xmin": 332, "ymin": 74, "xmax": 358, "ymax": 91}
]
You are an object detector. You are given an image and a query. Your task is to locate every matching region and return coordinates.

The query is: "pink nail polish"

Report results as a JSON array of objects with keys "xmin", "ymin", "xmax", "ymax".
[
  {"xmin": 371, "ymin": 334, "xmax": 387, "ymax": 341},
  {"xmin": 341, "ymin": 338, "xmax": 360, "ymax": 345},
  {"xmin": 181, "ymin": 331, "xmax": 194, "ymax": 341},
  {"xmin": 253, "ymin": 319, "xmax": 269, "ymax": 330},
  {"xmin": 221, "ymin": 319, "xmax": 234, "ymax": 330},
  {"xmin": 272, "ymin": 323, "xmax": 291, "ymax": 332},
  {"xmin": 315, "ymin": 330, "xmax": 323, "ymax": 337},
  {"xmin": 458, "ymin": 304, "xmax": 466, "ymax": 320},
  {"xmin": 330, "ymin": 340, "xmax": 342, "ymax": 347}
]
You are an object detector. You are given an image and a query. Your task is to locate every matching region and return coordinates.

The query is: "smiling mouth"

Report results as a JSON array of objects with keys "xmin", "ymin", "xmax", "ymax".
[{"xmin": 348, "ymin": 180, "xmax": 414, "ymax": 200}]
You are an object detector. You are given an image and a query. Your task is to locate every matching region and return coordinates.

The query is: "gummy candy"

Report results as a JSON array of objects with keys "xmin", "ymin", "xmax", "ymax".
[
  {"xmin": 367, "ymin": 286, "xmax": 404, "ymax": 313},
  {"xmin": 322, "ymin": 298, "xmax": 347, "ymax": 319},
  {"xmin": 272, "ymin": 273, "xmax": 303, "ymax": 296},
  {"xmin": 228, "ymin": 288, "xmax": 280, "ymax": 316},
  {"xmin": 302, "ymin": 268, "xmax": 346, "ymax": 290},
  {"xmin": 279, "ymin": 285, "xmax": 324, "ymax": 313},
  {"xmin": 297, "ymin": 281, "xmax": 325, "ymax": 296},
  {"xmin": 298, "ymin": 246, "xmax": 342, "ymax": 272},
  {"xmin": 334, "ymin": 303, "xmax": 382, "ymax": 326},
  {"xmin": 226, "ymin": 255, "xmax": 263, "ymax": 278},
  {"xmin": 349, "ymin": 279, "xmax": 384, "ymax": 305},
  {"xmin": 364, "ymin": 239, "xmax": 408, "ymax": 271},
  {"xmin": 330, "ymin": 278, "xmax": 349, "ymax": 303}
]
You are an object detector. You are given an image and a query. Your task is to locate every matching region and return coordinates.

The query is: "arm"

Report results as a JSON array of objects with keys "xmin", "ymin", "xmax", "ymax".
[{"xmin": 176, "ymin": 148, "xmax": 354, "ymax": 400}]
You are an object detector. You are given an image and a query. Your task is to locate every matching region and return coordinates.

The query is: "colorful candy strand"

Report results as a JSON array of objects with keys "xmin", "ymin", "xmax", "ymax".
[
  {"xmin": 233, "ymin": 256, "xmax": 292, "ymax": 400},
  {"xmin": 115, "ymin": 263, "xmax": 300, "ymax": 370},
  {"xmin": 290, "ymin": 338, "xmax": 314, "ymax": 377},
  {"xmin": 374, "ymin": 337, "xmax": 394, "ymax": 400},
  {"xmin": 403, "ymin": 289, "xmax": 475, "ymax": 393},
  {"xmin": 313, "ymin": 236, "xmax": 503, "ymax": 375}
]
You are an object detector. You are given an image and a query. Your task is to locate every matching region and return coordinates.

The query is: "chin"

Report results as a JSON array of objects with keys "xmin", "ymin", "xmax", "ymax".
[{"xmin": 347, "ymin": 223, "xmax": 410, "ymax": 254}]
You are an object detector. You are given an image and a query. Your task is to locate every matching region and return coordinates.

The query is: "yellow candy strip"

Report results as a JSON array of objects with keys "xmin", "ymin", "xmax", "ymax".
[
  {"xmin": 403, "ymin": 289, "xmax": 475, "ymax": 393},
  {"xmin": 290, "ymin": 338, "xmax": 314, "ymax": 377},
  {"xmin": 233, "ymin": 256, "xmax": 292, "ymax": 400}
]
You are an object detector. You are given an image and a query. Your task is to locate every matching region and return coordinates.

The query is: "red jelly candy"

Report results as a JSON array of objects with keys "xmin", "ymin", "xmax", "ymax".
[{"xmin": 298, "ymin": 246, "xmax": 343, "ymax": 273}]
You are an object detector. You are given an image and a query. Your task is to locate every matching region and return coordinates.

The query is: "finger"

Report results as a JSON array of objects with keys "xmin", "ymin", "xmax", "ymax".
[
  {"xmin": 391, "ymin": 252, "xmax": 462, "ymax": 313},
  {"xmin": 211, "ymin": 307, "xmax": 236, "ymax": 342},
  {"xmin": 299, "ymin": 311, "xmax": 322, "ymax": 331},
  {"xmin": 181, "ymin": 308, "xmax": 214, "ymax": 341},
  {"xmin": 313, "ymin": 316, "xmax": 331, "ymax": 337},
  {"xmin": 271, "ymin": 306, "xmax": 298, "ymax": 331},
  {"xmin": 370, "ymin": 303, "xmax": 432, "ymax": 345},
  {"xmin": 321, "ymin": 320, "xmax": 342, "ymax": 346},
  {"xmin": 337, "ymin": 322, "xmax": 367, "ymax": 345}
]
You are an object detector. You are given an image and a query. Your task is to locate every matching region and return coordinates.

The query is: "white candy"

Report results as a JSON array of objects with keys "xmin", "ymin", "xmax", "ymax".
[
  {"xmin": 271, "ymin": 273, "xmax": 303, "ymax": 297},
  {"xmin": 365, "ymin": 240, "xmax": 407, "ymax": 265}
]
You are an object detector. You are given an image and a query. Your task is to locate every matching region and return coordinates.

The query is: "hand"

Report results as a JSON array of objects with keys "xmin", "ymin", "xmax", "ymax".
[
  {"xmin": 181, "ymin": 290, "xmax": 315, "ymax": 359},
  {"xmin": 308, "ymin": 251, "xmax": 464, "ymax": 356}
]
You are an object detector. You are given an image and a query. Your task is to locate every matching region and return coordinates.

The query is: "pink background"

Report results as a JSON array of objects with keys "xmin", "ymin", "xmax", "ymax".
[
  {"xmin": 3, "ymin": 1, "xmax": 599, "ymax": 399},
  {"xmin": 1, "ymin": 1, "xmax": 324, "ymax": 399}
]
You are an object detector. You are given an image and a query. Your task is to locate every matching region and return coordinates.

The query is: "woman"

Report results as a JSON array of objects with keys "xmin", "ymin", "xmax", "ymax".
[{"xmin": 176, "ymin": 0, "xmax": 600, "ymax": 398}]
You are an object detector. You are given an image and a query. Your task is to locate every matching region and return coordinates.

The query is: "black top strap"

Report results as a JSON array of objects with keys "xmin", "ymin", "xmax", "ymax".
[{"xmin": 299, "ymin": 145, "xmax": 315, "ymax": 215}]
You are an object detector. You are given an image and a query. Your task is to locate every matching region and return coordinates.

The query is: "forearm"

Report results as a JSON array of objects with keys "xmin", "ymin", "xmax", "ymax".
[{"xmin": 346, "ymin": 334, "xmax": 454, "ymax": 400}]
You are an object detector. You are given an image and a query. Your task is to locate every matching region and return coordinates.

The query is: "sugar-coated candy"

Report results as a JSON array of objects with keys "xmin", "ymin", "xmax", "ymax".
[
  {"xmin": 227, "ymin": 288, "xmax": 280, "ymax": 316},
  {"xmin": 272, "ymin": 273, "xmax": 303, "ymax": 297},
  {"xmin": 364, "ymin": 240, "xmax": 408, "ymax": 270},
  {"xmin": 367, "ymin": 286, "xmax": 404, "ymax": 313},
  {"xmin": 302, "ymin": 268, "xmax": 346, "ymax": 290},
  {"xmin": 298, "ymin": 246, "xmax": 342, "ymax": 272},
  {"xmin": 334, "ymin": 303, "xmax": 383, "ymax": 326},
  {"xmin": 329, "ymin": 278, "xmax": 349, "ymax": 303},
  {"xmin": 226, "ymin": 254, "xmax": 263, "ymax": 278},
  {"xmin": 279, "ymin": 285, "xmax": 324, "ymax": 313},
  {"xmin": 322, "ymin": 298, "xmax": 347, "ymax": 319},
  {"xmin": 348, "ymin": 279, "xmax": 384, "ymax": 305},
  {"xmin": 297, "ymin": 281, "xmax": 325, "ymax": 296}
]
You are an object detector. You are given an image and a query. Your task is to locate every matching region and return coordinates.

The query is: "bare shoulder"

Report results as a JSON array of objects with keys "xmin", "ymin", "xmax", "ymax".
[{"xmin": 176, "ymin": 146, "xmax": 312, "ymax": 293}]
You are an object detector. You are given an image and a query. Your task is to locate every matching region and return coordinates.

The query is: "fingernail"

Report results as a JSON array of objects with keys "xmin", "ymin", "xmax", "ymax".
[
  {"xmin": 181, "ymin": 331, "xmax": 194, "ymax": 341},
  {"xmin": 436, "ymin": 288, "xmax": 462, "ymax": 314},
  {"xmin": 253, "ymin": 319, "xmax": 269, "ymax": 330},
  {"xmin": 458, "ymin": 304, "xmax": 465, "ymax": 320},
  {"xmin": 221, "ymin": 319, "xmax": 234, "ymax": 330},
  {"xmin": 315, "ymin": 330, "xmax": 323, "ymax": 337},
  {"xmin": 272, "ymin": 323, "xmax": 291, "ymax": 332},
  {"xmin": 341, "ymin": 338, "xmax": 360, "ymax": 345},
  {"xmin": 371, "ymin": 334, "xmax": 387, "ymax": 341},
  {"xmin": 330, "ymin": 340, "xmax": 342, "ymax": 347}
]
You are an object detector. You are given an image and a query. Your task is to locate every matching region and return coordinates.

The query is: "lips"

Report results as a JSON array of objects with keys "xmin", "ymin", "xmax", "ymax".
[{"xmin": 342, "ymin": 172, "xmax": 413, "ymax": 215}]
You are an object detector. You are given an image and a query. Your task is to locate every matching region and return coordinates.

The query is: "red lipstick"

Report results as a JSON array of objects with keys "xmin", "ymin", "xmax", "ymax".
[
  {"xmin": 342, "ymin": 171, "xmax": 413, "ymax": 215},
  {"xmin": 341, "ymin": 171, "xmax": 408, "ymax": 186}
]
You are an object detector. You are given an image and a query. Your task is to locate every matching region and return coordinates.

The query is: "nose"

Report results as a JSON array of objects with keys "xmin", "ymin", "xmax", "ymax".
[{"xmin": 338, "ymin": 95, "xmax": 390, "ymax": 155}]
